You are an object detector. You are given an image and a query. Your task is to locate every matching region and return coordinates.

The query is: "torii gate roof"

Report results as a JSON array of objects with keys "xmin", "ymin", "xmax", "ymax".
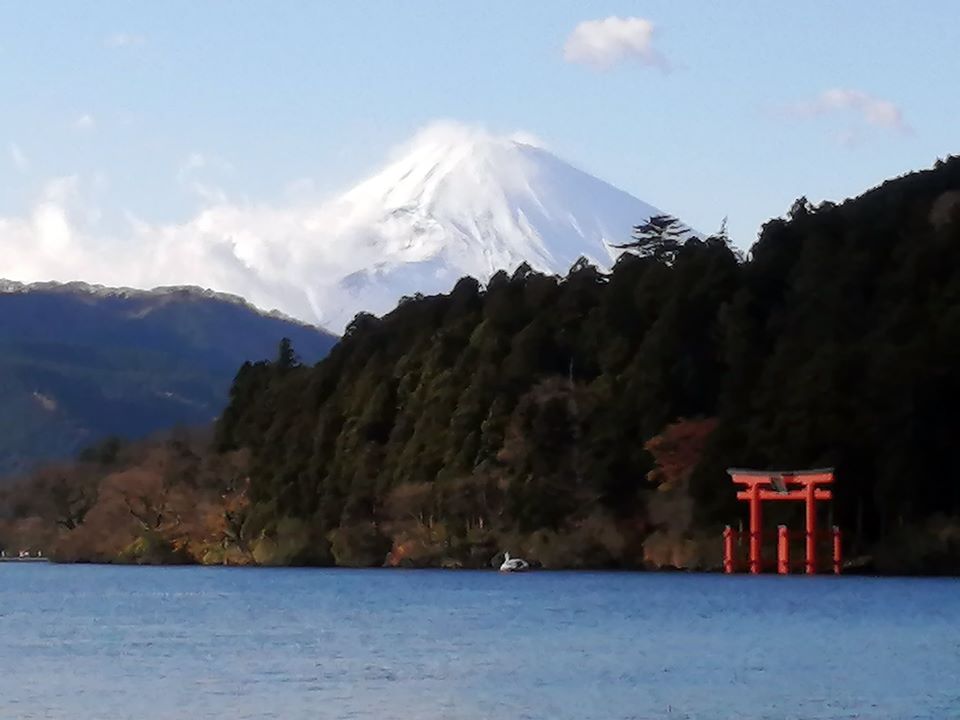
[{"xmin": 726, "ymin": 468, "xmax": 834, "ymax": 477}]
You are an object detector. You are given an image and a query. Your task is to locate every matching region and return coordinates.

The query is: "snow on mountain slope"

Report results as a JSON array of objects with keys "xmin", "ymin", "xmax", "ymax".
[
  {"xmin": 292, "ymin": 123, "xmax": 665, "ymax": 329},
  {"xmin": 0, "ymin": 122, "xmax": 672, "ymax": 333}
]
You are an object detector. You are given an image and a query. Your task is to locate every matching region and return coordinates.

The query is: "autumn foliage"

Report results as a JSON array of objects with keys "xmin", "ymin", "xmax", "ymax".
[{"xmin": 0, "ymin": 432, "xmax": 252, "ymax": 565}]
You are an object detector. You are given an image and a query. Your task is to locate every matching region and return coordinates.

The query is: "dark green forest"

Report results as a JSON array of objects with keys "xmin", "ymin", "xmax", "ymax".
[
  {"xmin": 4, "ymin": 157, "xmax": 960, "ymax": 572},
  {"xmin": 211, "ymin": 157, "xmax": 960, "ymax": 572}
]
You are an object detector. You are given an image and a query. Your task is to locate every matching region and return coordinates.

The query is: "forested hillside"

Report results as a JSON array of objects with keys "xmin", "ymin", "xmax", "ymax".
[
  {"xmin": 210, "ymin": 156, "xmax": 960, "ymax": 571},
  {"xmin": 0, "ymin": 284, "xmax": 336, "ymax": 476},
  {"xmin": 4, "ymin": 157, "xmax": 960, "ymax": 572}
]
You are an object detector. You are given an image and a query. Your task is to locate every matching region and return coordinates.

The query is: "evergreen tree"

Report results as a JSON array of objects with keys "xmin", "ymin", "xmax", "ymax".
[{"xmin": 614, "ymin": 214, "xmax": 689, "ymax": 263}]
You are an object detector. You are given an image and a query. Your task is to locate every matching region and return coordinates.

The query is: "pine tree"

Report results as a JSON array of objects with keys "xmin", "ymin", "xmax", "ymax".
[{"xmin": 614, "ymin": 214, "xmax": 689, "ymax": 263}]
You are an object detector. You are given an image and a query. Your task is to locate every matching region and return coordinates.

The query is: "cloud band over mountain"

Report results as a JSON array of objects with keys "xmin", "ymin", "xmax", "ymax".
[{"xmin": 0, "ymin": 123, "xmax": 663, "ymax": 332}]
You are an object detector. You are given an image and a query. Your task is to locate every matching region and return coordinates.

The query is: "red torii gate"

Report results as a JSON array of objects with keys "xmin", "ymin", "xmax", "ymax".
[{"xmin": 723, "ymin": 468, "xmax": 842, "ymax": 575}]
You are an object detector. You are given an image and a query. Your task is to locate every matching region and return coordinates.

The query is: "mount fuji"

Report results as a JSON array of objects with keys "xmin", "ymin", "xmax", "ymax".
[
  {"xmin": 298, "ymin": 123, "xmax": 665, "ymax": 330},
  {"xmin": 1, "ymin": 123, "xmax": 674, "ymax": 333}
]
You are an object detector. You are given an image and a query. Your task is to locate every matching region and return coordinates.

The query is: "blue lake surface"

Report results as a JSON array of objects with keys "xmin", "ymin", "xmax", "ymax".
[{"xmin": 0, "ymin": 565, "xmax": 958, "ymax": 719}]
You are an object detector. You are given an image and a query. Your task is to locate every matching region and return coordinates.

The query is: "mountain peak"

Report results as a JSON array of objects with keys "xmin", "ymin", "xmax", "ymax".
[
  {"xmin": 391, "ymin": 120, "xmax": 548, "ymax": 158},
  {"xmin": 341, "ymin": 122, "xmax": 548, "ymax": 212},
  {"xmin": 305, "ymin": 123, "xmax": 665, "ymax": 329}
]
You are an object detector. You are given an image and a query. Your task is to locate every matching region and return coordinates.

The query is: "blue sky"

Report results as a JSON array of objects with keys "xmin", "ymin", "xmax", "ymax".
[{"xmin": 0, "ymin": 1, "xmax": 957, "ymax": 249}]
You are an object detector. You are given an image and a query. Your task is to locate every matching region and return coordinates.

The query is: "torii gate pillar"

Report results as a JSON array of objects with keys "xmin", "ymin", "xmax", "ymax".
[{"xmin": 724, "ymin": 468, "xmax": 840, "ymax": 575}]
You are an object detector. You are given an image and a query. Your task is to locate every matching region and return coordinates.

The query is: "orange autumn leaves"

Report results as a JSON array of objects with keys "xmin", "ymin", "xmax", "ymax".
[{"xmin": 0, "ymin": 436, "xmax": 252, "ymax": 564}]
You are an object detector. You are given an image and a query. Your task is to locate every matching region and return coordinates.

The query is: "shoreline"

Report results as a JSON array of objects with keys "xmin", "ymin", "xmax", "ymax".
[
  {"xmin": 5, "ymin": 559, "xmax": 958, "ymax": 578},
  {"xmin": 0, "ymin": 557, "xmax": 50, "ymax": 563}
]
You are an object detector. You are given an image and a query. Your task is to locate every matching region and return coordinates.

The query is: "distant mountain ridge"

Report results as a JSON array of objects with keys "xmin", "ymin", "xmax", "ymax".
[
  {"xmin": 0, "ymin": 279, "xmax": 306, "ymax": 324},
  {"xmin": 0, "ymin": 281, "xmax": 336, "ymax": 477}
]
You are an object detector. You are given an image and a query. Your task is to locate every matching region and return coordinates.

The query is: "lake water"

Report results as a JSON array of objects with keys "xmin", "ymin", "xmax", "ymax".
[{"xmin": 0, "ymin": 565, "xmax": 957, "ymax": 720}]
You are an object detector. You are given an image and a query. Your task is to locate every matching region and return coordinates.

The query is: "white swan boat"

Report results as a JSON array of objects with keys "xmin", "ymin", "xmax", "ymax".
[{"xmin": 499, "ymin": 551, "xmax": 530, "ymax": 572}]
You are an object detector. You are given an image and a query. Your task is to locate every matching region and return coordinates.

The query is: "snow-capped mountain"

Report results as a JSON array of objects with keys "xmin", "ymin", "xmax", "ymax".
[
  {"xmin": 0, "ymin": 122, "xmax": 673, "ymax": 333},
  {"xmin": 300, "ymin": 123, "xmax": 665, "ymax": 330}
]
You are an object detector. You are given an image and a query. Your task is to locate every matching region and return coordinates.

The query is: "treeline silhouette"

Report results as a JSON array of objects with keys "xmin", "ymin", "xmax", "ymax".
[{"xmin": 3, "ymin": 157, "xmax": 960, "ymax": 572}]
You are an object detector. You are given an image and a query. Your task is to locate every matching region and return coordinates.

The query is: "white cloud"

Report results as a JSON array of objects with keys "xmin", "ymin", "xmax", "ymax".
[
  {"xmin": 40, "ymin": 175, "xmax": 81, "ymax": 206},
  {"xmin": 788, "ymin": 88, "xmax": 910, "ymax": 135},
  {"xmin": 9, "ymin": 143, "xmax": 29, "ymax": 172},
  {"xmin": 176, "ymin": 152, "xmax": 234, "ymax": 204},
  {"xmin": 105, "ymin": 33, "xmax": 146, "ymax": 48},
  {"xmin": 74, "ymin": 114, "xmax": 95, "ymax": 131},
  {"xmin": 0, "ymin": 176, "xmax": 101, "ymax": 281},
  {"xmin": 0, "ymin": 174, "xmax": 315, "ymax": 323},
  {"xmin": 508, "ymin": 130, "xmax": 548, "ymax": 149},
  {"xmin": 564, "ymin": 16, "xmax": 668, "ymax": 71},
  {"xmin": 188, "ymin": 182, "xmax": 229, "ymax": 205}
]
